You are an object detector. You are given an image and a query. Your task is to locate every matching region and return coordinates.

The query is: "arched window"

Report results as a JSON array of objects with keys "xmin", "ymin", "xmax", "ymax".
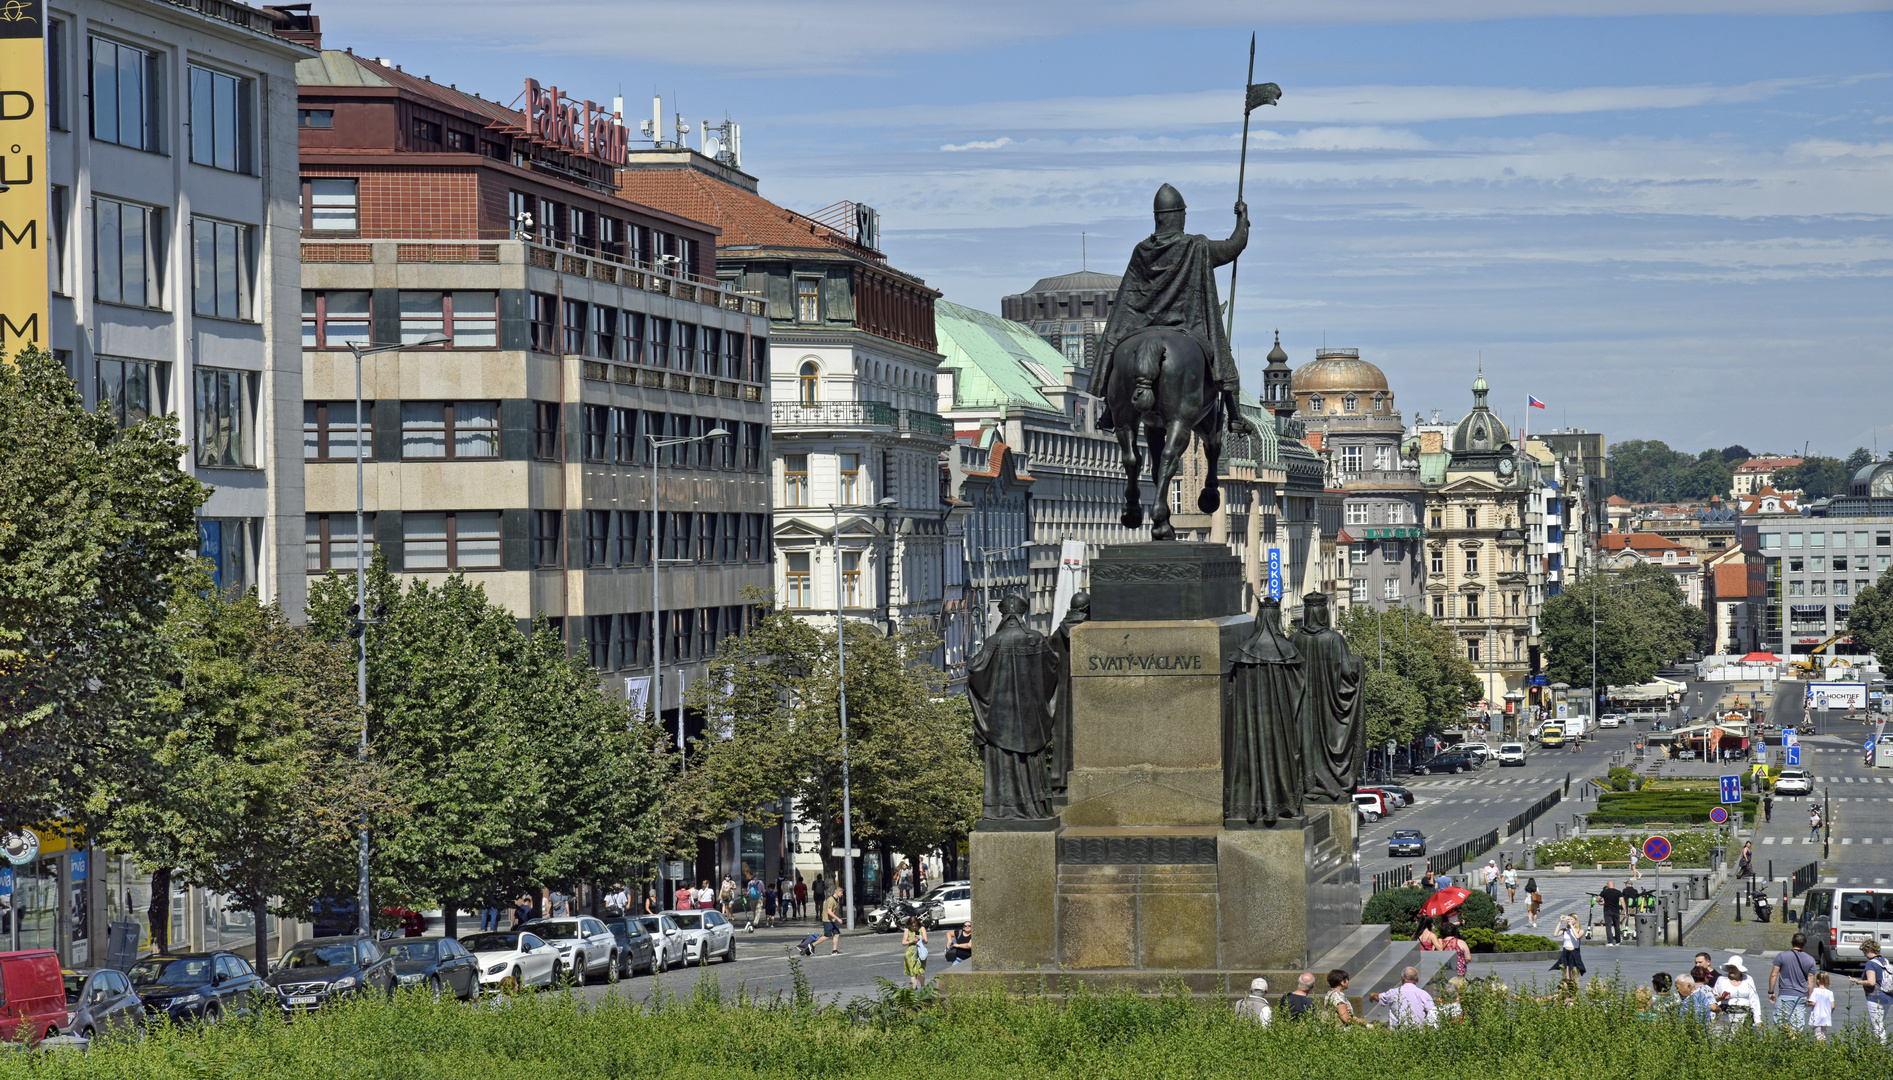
[
  {"xmin": 1309, "ymin": 395, "xmax": 1324, "ymax": 414},
  {"xmin": 1344, "ymin": 395, "xmax": 1359, "ymax": 413},
  {"xmin": 799, "ymin": 361, "xmax": 819, "ymax": 405}
]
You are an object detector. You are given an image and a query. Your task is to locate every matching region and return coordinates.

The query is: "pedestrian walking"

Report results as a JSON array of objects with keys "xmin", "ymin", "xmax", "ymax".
[
  {"xmin": 794, "ymin": 874, "xmax": 808, "ymax": 920},
  {"xmin": 604, "ymin": 883, "xmax": 630, "ymax": 916},
  {"xmin": 1502, "ymin": 863, "xmax": 1518, "ymax": 903},
  {"xmin": 510, "ymin": 892, "xmax": 532, "ymax": 929},
  {"xmin": 1852, "ymin": 939, "xmax": 1893, "ymax": 1043},
  {"xmin": 1280, "ymin": 973, "xmax": 1318, "ymax": 1020},
  {"xmin": 1234, "ymin": 977, "xmax": 1274, "ymax": 1025},
  {"xmin": 644, "ymin": 889, "xmax": 659, "ymax": 915},
  {"xmin": 744, "ymin": 875, "xmax": 763, "ymax": 930},
  {"xmin": 1627, "ymin": 843, "xmax": 1642, "ymax": 882},
  {"xmin": 1481, "ymin": 859, "xmax": 1499, "ymax": 898},
  {"xmin": 763, "ymin": 883, "xmax": 779, "ymax": 927},
  {"xmin": 1439, "ymin": 930, "xmax": 1470, "ymax": 980},
  {"xmin": 1713, "ymin": 956, "xmax": 1764, "ymax": 1030},
  {"xmin": 901, "ymin": 916, "xmax": 928, "ymax": 989},
  {"xmin": 811, "ymin": 874, "xmax": 827, "ymax": 921},
  {"xmin": 816, "ymin": 889, "xmax": 844, "ymax": 955},
  {"xmin": 1527, "ymin": 889, "xmax": 1543, "ymax": 929},
  {"xmin": 1808, "ymin": 972, "xmax": 1835, "ymax": 1040},
  {"xmin": 1420, "ymin": 868, "xmax": 1437, "ymax": 892},
  {"xmin": 1737, "ymin": 842, "xmax": 1755, "ymax": 881},
  {"xmin": 674, "ymin": 882, "xmax": 693, "ymax": 910},
  {"xmin": 1768, "ymin": 933, "xmax": 1818, "ymax": 1031},
  {"xmin": 1599, "ymin": 881, "xmax": 1624, "ymax": 946},
  {"xmin": 1763, "ymin": 793, "xmax": 1774, "ymax": 823},
  {"xmin": 1809, "ymin": 808, "xmax": 1823, "ymax": 842},
  {"xmin": 1551, "ymin": 914, "xmax": 1587, "ymax": 980}
]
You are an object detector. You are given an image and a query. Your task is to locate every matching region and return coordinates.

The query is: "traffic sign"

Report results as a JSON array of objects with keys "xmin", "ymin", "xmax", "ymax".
[
  {"xmin": 1710, "ymin": 806, "xmax": 1729, "ymax": 824},
  {"xmin": 1719, "ymin": 775, "xmax": 1743, "ymax": 804},
  {"xmin": 1783, "ymin": 727, "xmax": 1798, "ymax": 746},
  {"xmin": 1643, "ymin": 835, "xmax": 1672, "ymax": 862},
  {"xmin": 1785, "ymin": 746, "xmax": 1801, "ymax": 766}
]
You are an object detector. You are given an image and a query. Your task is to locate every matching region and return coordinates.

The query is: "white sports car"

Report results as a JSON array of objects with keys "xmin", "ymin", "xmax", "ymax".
[{"xmin": 459, "ymin": 930, "xmax": 563, "ymax": 992}]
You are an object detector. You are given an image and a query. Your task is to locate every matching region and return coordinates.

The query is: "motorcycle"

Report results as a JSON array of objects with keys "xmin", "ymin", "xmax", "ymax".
[{"xmin": 866, "ymin": 897, "xmax": 929, "ymax": 934}]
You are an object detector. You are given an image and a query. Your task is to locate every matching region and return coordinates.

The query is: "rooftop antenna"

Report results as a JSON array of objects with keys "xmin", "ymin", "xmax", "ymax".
[{"xmin": 1081, "ymin": 232, "xmax": 1086, "ymax": 271}]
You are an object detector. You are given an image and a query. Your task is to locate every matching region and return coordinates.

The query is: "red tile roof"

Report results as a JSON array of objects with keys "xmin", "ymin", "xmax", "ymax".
[
  {"xmin": 1606, "ymin": 495, "xmax": 1631, "ymax": 506},
  {"xmin": 1336, "ymin": 528, "xmax": 1356, "ymax": 543},
  {"xmin": 616, "ymin": 167, "xmax": 884, "ymax": 262},
  {"xmin": 1735, "ymin": 456, "xmax": 1802, "ymax": 474},
  {"xmin": 1599, "ymin": 531, "xmax": 1688, "ymax": 553}
]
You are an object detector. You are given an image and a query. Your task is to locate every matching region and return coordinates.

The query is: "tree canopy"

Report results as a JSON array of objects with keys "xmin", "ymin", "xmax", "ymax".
[
  {"xmin": 0, "ymin": 347, "xmax": 209, "ymax": 835},
  {"xmin": 1604, "ymin": 440, "xmax": 1734, "ymax": 503},
  {"xmin": 1847, "ymin": 567, "xmax": 1893, "ymax": 665},
  {"xmin": 1540, "ymin": 563, "xmax": 1707, "ymax": 689},
  {"xmin": 1775, "ymin": 452, "xmax": 1869, "ymax": 499},
  {"xmin": 1335, "ymin": 605, "xmax": 1483, "ymax": 742}
]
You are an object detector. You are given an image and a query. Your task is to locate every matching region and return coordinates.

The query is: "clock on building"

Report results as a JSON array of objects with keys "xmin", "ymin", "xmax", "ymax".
[{"xmin": 1497, "ymin": 457, "xmax": 1515, "ymax": 478}]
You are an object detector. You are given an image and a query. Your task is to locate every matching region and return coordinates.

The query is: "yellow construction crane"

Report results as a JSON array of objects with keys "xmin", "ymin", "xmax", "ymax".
[{"xmin": 1789, "ymin": 633, "xmax": 1852, "ymax": 677}]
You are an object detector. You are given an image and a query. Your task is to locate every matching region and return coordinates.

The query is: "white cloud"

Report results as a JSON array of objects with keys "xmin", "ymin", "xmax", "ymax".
[
  {"xmin": 939, "ymin": 137, "xmax": 1014, "ymax": 152},
  {"xmin": 1789, "ymin": 138, "xmax": 1893, "ymax": 159}
]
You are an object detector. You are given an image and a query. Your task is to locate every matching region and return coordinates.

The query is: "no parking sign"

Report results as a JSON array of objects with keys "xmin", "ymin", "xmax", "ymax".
[
  {"xmin": 1643, "ymin": 835, "xmax": 1671, "ymax": 862},
  {"xmin": 1710, "ymin": 806, "xmax": 1729, "ymax": 825}
]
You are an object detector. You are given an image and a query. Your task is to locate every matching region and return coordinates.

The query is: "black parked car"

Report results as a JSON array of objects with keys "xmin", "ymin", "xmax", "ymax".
[
  {"xmin": 1414, "ymin": 752, "xmax": 1478, "ymax": 775},
  {"xmin": 384, "ymin": 937, "xmax": 480, "ymax": 1001},
  {"xmin": 604, "ymin": 918, "xmax": 658, "ymax": 978},
  {"xmin": 265, "ymin": 935, "xmax": 396, "ymax": 1012},
  {"xmin": 129, "ymin": 952, "xmax": 272, "ymax": 1023}
]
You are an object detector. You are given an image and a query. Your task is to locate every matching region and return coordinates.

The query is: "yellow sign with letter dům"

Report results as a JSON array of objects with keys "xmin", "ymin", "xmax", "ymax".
[{"xmin": 0, "ymin": 0, "xmax": 48, "ymax": 359}]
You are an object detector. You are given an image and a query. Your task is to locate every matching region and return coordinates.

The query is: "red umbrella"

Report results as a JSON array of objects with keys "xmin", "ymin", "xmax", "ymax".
[{"xmin": 1419, "ymin": 887, "xmax": 1471, "ymax": 918}]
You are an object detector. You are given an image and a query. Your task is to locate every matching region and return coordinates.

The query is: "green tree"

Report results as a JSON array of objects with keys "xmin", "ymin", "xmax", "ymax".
[
  {"xmin": 677, "ymin": 604, "xmax": 981, "ymax": 891},
  {"xmin": 1540, "ymin": 564, "xmax": 1706, "ymax": 690},
  {"xmin": 1844, "ymin": 447, "xmax": 1874, "ymax": 475},
  {"xmin": 0, "ymin": 347, "xmax": 209, "ymax": 835},
  {"xmin": 1678, "ymin": 449, "xmax": 1734, "ymax": 501},
  {"xmin": 307, "ymin": 562, "xmax": 664, "ymax": 931},
  {"xmin": 1336, "ymin": 606, "xmax": 1482, "ymax": 740},
  {"xmin": 1720, "ymin": 445, "xmax": 1753, "ymax": 464},
  {"xmin": 1606, "ymin": 440, "xmax": 1690, "ymax": 503},
  {"xmin": 100, "ymin": 577, "xmax": 386, "ymax": 964},
  {"xmin": 1848, "ymin": 568, "xmax": 1893, "ymax": 664},
  {"xmin": 1775, "ymin": 456, "xmax": 1850, "ymax": 499}
]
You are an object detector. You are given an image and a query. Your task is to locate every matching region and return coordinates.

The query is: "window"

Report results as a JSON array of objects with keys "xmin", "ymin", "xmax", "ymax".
[
  {"xmin": 1430, "ymin": 508, "xmax": 1443, "ymax": 530},
  {"xmin": 1432, "ymin": 595, "xmax": 1445, "ymax": 618},
  {"xmin": 188, "ymin": 65, "xmax": 253, "ymax": 173},
  {"xmin": 563, "ymin": 299, "xmax": 587, "ymax": 355},
  {"xmin": 1463, "ymin": 507, "xmax": 1478, "ymax": 529},
  {"xmin": 94, "ymin": 357, "xmax": 163, "ymax": 428},
  {"xmin": 592, "ymin": 306, "xmax": 617, "ymax": 360},
  {"xmin": 47, "ymin": 20, "xmax": 66, "ymax": 130},
  {"xmin": 797, "ymin": 361, "xmax": 820, "ymax": 404},
  {"xmin": 1430, "ymin": 549, "xmax": 1443, "ymax": 574},
  {"xmin": 1373, "ymin": 393, "xmax": 1385, "ymax": 413},
  {"xmin": 1346, "ymin": 503, "xmax": 1369, "ymax": 526},
  {"xmin": 191, "ymin": 218, "xmax": 253, "ymax": 320},
  {"xmin": 615, "ymin": 511, "xmax": 648, "ymax": 566},
  {"xmin": 532, "ymin": 511, "xmax": 562, "ymax": 568},
  {"xmin": 1343, "ymin": 394, "xmax": 1358, "ymax": 414},
  {"xmin": 1341, "ymin": 445, "xmax": 1362, "ymax": 472},
  {"xmin": 585, "ymin": 510, "xmax": 610, "ymax": 567},
  {"xmin": 530, "ymin": 293, "xmax": 556, "ymax": 352},
  {"xmin": 584, "ymin": 405, "xmax": 609, "ymax": 462},
  {"xmin": 784, "ymin": 454, "xmax": 809, "ymax": 507},
  {"xmin": 404, "ymin": 511, "xmax": 501, "ymax": 570},
  {"xmin": 1810, "ymin": 531, "xmax": 1825, "ymax": 548},
  {"xmin": 646, "ymin": 318, "xmax": 671, "ymax": 367},
  {"xmin": 1788, "ymin": 556, "xmax": 1804, "ymax": 573},
  {"xmin": 676, "ymin": 323, "xmax": 697, "ymax": 372},
  {"xmin": 786, "ymin": 552, "xmax": 812, "ymax": 607},
  {"xmin": 1788, "ymin": 533, "xmax": 1803, "ymax": 549},
  {"xmin": 587, "ymin": 614, "xmax": 612, "ymax": 670},
  {"xmin": 94, "ymin": 197, "xmax": 161, "ymax": 308},
  {"xmin": 1383, "ymin": 577, "xmax": 1400, "ymax": 602},
  {"xmin": 305, "ymin": 513, "xmax": 376, "ymax": 571},
  {"xmin": 304, "ymin": 401, "xmax": 370, "ymax": 461},
  {"xmin": 744, "ymin": 423, "xmax": 765, "ymax": 471},
  {"xmin": 746, "ymin": 513, "xmax": 766, "ymax": 561},
  {"xmin": 1466, "ymin": 637, "xmax": 1481, "ymax": 663},
  {"xmin": 1788, "ymin": 581, "xmax": 1805, "ymax": 597},
  {"xmin": 751, "ymin": 337, "xmax": 768, "ymax": 383},
  {"xmin": 444, "ymin": 291, "xmax": 496, "ymax": 347},
  {"xmin": 1834, "ymin": 579, "xmax": 1849, "ymax": 596},
  {"xmin": 668, "ymin": 609, "xmax": 694, "ymax": 662},
  {"xmin": 534, "ymin": 402, "xmax": 561, "ymax": 460},
  {"xmin": 613, "ymin": 408, "xmax": 638, "ymax": 464},
  {"xmin": 797, "ymin": 279, "xmax": 820, "ymax": 322},
  {"xmin": 401, "ymin": 401, "xmax": 500, "ymax": 458},
  {"xmin": 722, "ymin": 512, "xmax": 741, "ymax": 562},
  {"xmin": 194, "ymin": 368, "xmax": 255, "ymax": 468},
  {"xmin": 1810, "ymin": 580, "xmax": 1826, "ymax": 596},
  {"xmin": 1510, "ymin": 592, "xmax": 1521, "ymax": 615},
  {"xmin": 446, "ymin": 129, "xmax": 472, "ymax": 153},
  {"xmin": 621, "ymin": 311, "xmax": 645, "ymax": 364},
  {"xmin": 1308, "ymin": 395, "xmax": 1323, "ymax": 415},
  {"xmin": 842, "ymin": 550, "xmax": 862, "ymax": 607},
  {"xmin": 697, "ymin": 513, "xmax": 719, "ymax": 563},
  {"xmin": 839, "ymin": 453, "xmax": 860, "ymax": 505},
  {"xmin": 411, "ymin": 117, "xmax": 441, "ymax": 144},
  {"xmin": 304, "ymin": 178, "xmax": 358, "ymax": 231},
  {"xmin": 298, "ymin": 109, "xmax": 333, "ymax": 128},
  {"xmin": 726, "ymin": 332, "xmax": 746, "ymax": 380},
  {"xmin": 1835, "ymin": 556, "xmax": 1849, "ymax": 572},
  {"xmin": 1350, "ymin": 543, "xmax": 1368, "ymax": 564},
  {"xmin": 1351, "ymin": 578, "xmax": 1368, "ymax": 603},
  {"xmin": 1465, "ymin": 548, "xmax": 1479, "ymax": 576},
  {"xmin": 90, "ymin": 37, "xmax": 160, "ymax": 152},
  {"xmin": 302, "ymin": 290, "xmax": 370, "ymax": 348},
  {"xmin": 665, "ymin": 511, "xmax": 692, "ymax": 561}
]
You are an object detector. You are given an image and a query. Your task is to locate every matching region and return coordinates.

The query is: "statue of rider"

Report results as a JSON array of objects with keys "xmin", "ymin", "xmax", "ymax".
[{"xmin": 1093, "ymin": 184, "xmax": 1254, "ymax": 436}]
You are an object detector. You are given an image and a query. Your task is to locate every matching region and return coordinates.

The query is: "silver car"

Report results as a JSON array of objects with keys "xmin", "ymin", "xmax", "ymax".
[
  {"xmin": 62, "ymin": 968, "xmax": 143, "ymax": 1039},
  {"xmin": 664, "ymin": 910, "xmax": 736, "ymax": 964},
  {"xmin": 636, "ymin": 914, "xmax": 689, "ymax": 971},
  {"xmin": 522, "ymin": 917, "xmax": 619, "ymax": 985}
]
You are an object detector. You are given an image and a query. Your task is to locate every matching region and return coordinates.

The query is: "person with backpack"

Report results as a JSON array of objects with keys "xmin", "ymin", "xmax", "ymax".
[{"xmin": 1852, "ymin": 939, "xmax": 1893, "ymax": 1043}]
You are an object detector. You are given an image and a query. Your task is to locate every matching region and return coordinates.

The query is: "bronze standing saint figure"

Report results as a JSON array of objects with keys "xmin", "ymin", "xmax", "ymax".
[
  {"xmin": 967, "ymin": 594, "xmax": 1059, "ymax": 821},
  {"xmin": 1047, "ymin": 590, "xmax": 1090, "ymax": 797},
  {"xmin": 1224, "ymin": 597, "xmax": 1304, "ymax": 826},
  {"xmin": 1294, "ymin": 593, "xmax": 1367, "ymax": 800}
]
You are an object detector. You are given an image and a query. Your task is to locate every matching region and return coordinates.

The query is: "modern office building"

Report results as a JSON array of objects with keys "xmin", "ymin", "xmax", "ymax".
[
  {"xmin": 294, "ymin": 34, "xmax": 773, "ymax": 731},
  {"xmin": 999, "ymin": 269, "xmax": 1119, "ymax": 375},
  {"xmin": 1744, "ymin": 497, "xmax": 1891, "ymax": 658}
]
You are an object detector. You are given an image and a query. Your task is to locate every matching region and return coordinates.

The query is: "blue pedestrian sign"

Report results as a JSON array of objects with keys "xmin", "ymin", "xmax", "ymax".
[
  {"xmin": 1267, "ymin": 548, "xmax": 1282, "ymax": 600},
  {"xmin": 1785, "ymin": 745, "xmax": 1801, "ymax": 766},
  {"xmin": 1719, "ymin": 775, "xmax": 1743, "ymax": 804}
]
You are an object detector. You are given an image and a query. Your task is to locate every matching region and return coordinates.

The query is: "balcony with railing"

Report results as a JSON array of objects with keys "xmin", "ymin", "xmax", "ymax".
[
  {"xmin": 300, "ymin": 233, "xmax": 767, "ymax": 317},
  {"xmin": 772, "ymin": 401, "xmax": 951, "ymax": 437}
]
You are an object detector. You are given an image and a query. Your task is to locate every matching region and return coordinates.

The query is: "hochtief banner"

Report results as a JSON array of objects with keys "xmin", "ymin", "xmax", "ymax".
[{"xmin": 0, "ymin": 0, "xmax": 48, "ymax": 358}]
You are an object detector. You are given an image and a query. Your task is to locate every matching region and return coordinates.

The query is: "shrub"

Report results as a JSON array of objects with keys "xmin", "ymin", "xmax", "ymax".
[
  {"xmin": 1588, "ymin": 789, "xmax": 1754, "ymax": 827},
  {"xmin": 1362, "ymin": 885, "xmax": 1503, "ymax": 938},
  {"xmin": 1464, "ymin": 928, "xmax": 1559, "ymax": 953},
  {"xmin": 1535, "ymin": 831, "xmax": 1719, "ymax": 867}
]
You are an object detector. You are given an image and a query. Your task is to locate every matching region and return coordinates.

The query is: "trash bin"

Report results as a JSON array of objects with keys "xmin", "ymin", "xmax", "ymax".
[
  {"xmin": 1635, "ymin": 911, "xmax": 1659, "ymax": 947},
  {"xmin": 1689, "ymin": 874, "xmax": 1707, "ymax": 900}
]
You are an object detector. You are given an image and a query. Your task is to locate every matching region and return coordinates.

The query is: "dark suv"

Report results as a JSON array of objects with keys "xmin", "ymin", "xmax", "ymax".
[
  {"xmin": 266, "ymin": 935, "xmax": 396, "ymax": 1012},
  {"xmin": 1414, "ymin": 751, "xmax": 1478, "ymax": 775},
  {"xmin": 128, "ymin": 952, "xmax": 271, "ymax": 1023}
]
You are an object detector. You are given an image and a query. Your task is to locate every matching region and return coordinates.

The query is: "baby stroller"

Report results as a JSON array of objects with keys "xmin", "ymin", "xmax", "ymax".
[{"xmin": 796, "ymin": 933, "xmax": 819, "ymax": 957}]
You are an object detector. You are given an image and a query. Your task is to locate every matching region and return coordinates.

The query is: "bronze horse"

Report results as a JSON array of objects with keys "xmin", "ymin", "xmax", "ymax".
[{"xmin": 1103, "ymin": 327, "xmax": 1230, "ymax": 541}]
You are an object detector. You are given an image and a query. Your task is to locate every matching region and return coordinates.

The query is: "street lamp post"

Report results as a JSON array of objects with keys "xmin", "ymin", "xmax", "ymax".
[
  {"xmin": 343, "ymin": 334, "xmax": 448, "ymax": 938},
  {"xmin": 647, "ymin": 427, "xmax": 729, "ymax": 774},
  {"xmin": 830, "ymin": 497, "xmax": 897, "ymax": 928}
]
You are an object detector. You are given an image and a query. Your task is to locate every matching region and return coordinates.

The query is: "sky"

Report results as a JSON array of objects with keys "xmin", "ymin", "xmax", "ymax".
[{"xmin": 311, "ymin": 1, "xmax": 1893, "ymax": 458}]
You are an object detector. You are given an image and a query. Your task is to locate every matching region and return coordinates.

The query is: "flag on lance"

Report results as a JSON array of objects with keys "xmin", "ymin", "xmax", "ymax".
[{"xmin": 1527, "ymin": 395, "xmax": 1547, "ymax": 409}]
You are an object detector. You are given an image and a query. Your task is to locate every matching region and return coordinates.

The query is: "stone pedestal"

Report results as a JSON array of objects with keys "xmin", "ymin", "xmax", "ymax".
[{"xmin": 957, "ymin": 542, "xmax": 1365, "ymax": 995}]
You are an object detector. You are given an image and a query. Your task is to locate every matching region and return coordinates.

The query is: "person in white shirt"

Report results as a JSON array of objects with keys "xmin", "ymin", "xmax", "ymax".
[
  {"xmin": 1233, "ymin": 977, "xmax": 1273, "ymax": 1026},
  {"xmin": 1807, "ymin": 971, "xmax": 1835, "ymax": 1040},
  {"xmin": 1714, "ymin": 955, "xmax": 1764, "ymax": 1028}
]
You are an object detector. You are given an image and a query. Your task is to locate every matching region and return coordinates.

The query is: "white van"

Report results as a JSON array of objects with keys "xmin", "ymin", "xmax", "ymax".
[
  {"xmin": 1799, "ymin": 886, "xmax": 1891, "ymax": 971},
  {"xmin": 1352, "ymin": 792, "xmax": 1386, "ymax": 823}
]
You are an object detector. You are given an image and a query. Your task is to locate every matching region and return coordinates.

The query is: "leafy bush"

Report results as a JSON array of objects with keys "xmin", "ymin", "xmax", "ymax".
[
  {"xmin": 1464, "ymin": 928, "xmax": 1558, "ymax": 953},
  {"xmin": 1362, "ymin": 885, "xmax": 1503, "ymax": 937},
  {"xmin": 1589, "ymin": 789, "xmax": 1754, "ymax": 827},
  {"xmin": 1605, "ymin": 767, "xmax": 1643, "ymax": 792},
  {"xmin": 3, "ymin": 966, "xmax": 1880, "ymax": 1079}
]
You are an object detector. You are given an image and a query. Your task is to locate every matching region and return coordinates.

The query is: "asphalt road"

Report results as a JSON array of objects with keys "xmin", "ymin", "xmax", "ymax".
[{"xmin": 559, "ymin": 921, "xmax": 924, "ymax": 1007}]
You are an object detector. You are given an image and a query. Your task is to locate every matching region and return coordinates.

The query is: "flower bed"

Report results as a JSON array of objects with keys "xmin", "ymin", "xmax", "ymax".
[{"xmin": 1534, "ymin": 831, "xmax": 1718, "ymax": 868}]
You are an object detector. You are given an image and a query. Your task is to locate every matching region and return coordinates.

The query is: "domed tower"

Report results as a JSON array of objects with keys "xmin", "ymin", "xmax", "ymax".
[
  {"xmin": 1448, "ymin": 369, "xmax": 1513, "ymax": 465},
  {"xmin": 1290, "ymin": 347, "xmax": 1393, "ymax": 420},
  {"xmin": 1261, "ymin": 330, "xmax": 1294, "ymax": 418}
]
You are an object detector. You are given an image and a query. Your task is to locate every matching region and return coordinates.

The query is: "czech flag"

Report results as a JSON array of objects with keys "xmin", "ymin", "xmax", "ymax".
[{"xmin": 1527, "ymin": 395, "xmax": 1547, "ymax": 409}]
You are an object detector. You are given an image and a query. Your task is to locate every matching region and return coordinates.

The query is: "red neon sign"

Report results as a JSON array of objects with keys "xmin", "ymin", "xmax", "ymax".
[{"xmin": 523, "ymin": 79, "xmax": 627, "ymax": 166}]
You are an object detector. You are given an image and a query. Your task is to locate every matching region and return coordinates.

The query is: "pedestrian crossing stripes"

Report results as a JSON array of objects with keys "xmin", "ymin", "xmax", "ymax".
[{"xmin": 1760, "ymin": 836, "xmax": 1841, "ymax": 844}]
